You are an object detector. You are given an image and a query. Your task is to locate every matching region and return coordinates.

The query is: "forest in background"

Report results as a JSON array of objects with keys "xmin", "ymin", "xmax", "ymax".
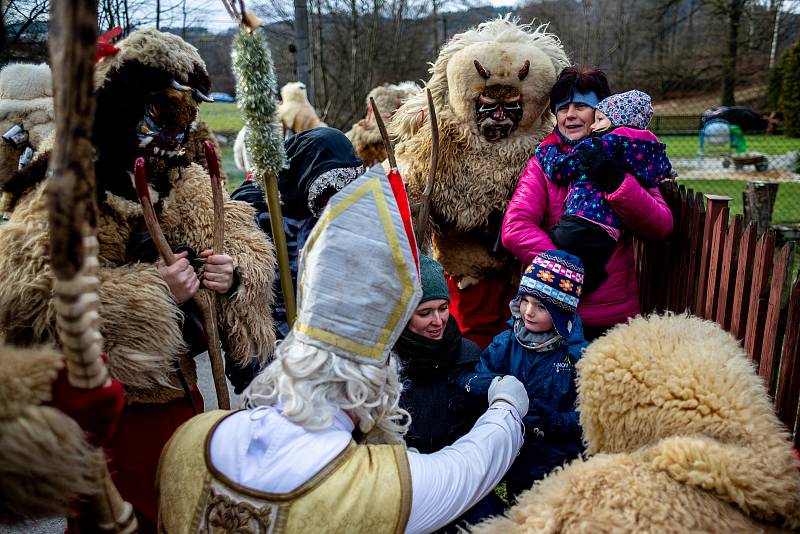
[{"xmin": 3, "ymin": 0, "xmax": 799, "ymax": 129}]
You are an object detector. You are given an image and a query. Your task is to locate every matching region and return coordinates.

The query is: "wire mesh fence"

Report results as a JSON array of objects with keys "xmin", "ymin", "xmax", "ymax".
[{"xmin": 651, "ymin": 114, "xmax": 800, "ymax": 227}]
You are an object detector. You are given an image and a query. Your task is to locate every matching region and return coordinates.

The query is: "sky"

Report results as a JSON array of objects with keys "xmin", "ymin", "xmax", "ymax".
[{"xmin": 191, "ymin": 0, "xmax": 519, "ymax": 34}]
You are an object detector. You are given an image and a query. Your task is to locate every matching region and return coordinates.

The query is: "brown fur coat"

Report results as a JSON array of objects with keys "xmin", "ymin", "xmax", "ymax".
[
  {"xmin": 472, "ymin": 314, "xmax": 800, "ymax": 533},
  {"xmin": 0, "ymin": 163, "xmax": 276, "ymax": 404},
  {"xmin": 0, "ymin": 344, "xmax": 104, "ymax": 524},
  {"xmin": 391, "ymin": 18, "xmax": 569, "ymax": 280}
]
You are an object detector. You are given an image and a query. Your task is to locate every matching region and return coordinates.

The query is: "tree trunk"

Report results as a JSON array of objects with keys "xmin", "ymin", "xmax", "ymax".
[
  {"xmin": 721, "ymin": 0, "xmax": 746, "ymax": 106},
  {"xmin": 350, "ymin": 0, "xmax": 358, "ymax": 120},
  {"xmin": 294, "ymin": 0, "xmax": 313, "ymax": 105},
  {"xmin": 432, "ymin": 0, "xmax": 439, "ymax": 54},
  {"xmin": 743, "ymin": 180, "xmax": 779, "ymax": 235},
  {"xmin": 156, "ymin": 0, "xmax": 160, "ymax": 30}
]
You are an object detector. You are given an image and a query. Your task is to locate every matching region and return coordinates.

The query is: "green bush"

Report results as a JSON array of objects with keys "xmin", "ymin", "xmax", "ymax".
[
  {"xmin": 780, "ymin": 39, "xmax": 800, "ymax": 137},
  {"xmin": 767, "ymin": 53, "xmax": 786, "ymax": 112}
]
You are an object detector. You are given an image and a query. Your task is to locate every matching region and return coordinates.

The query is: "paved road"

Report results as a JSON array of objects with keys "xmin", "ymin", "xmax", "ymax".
[{"xmin": 1, "ymin": 354, "xmax": 235, "ymax": 534}]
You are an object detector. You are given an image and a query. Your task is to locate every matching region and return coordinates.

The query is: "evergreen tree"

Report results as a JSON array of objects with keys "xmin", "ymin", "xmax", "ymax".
[{"xmin": 780, "ymin": 39, "xmax": 800, "ymax": 138}]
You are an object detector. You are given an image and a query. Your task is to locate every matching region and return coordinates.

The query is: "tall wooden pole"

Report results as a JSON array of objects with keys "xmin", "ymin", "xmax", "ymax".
[{"xmin": 48, "ymin": 0, "xmax": 137, "ymax": 530}]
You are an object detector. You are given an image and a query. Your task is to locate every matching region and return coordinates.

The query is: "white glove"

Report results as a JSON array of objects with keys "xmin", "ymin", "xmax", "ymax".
[{"xmin": 488, "ymin": 375, "xmax": 528, "ymax": 417}]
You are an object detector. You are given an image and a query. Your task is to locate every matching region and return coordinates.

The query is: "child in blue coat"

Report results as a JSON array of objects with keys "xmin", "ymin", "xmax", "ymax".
[{"xmin": 459, "ymin": 250, "xmax": 588, "ymax": 500}]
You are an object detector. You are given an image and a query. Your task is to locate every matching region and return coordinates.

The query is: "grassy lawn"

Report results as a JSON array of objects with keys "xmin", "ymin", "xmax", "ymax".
[
  {"xmin": 675, "ymin": 179, "xmax": 800, "ymax": 225},
  {"xmin": 221, "ymin": 145, "xmax": 247, "ymax": 194},
  {"xmin": 200, "ymin": 102, "xmax": 243, "ymax": 133},
  {"xmin": 661, "ymin": 134, "xmax": 800, "ymax": 159}
]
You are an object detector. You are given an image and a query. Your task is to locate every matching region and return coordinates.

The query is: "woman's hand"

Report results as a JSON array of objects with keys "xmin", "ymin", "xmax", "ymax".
[
  {"xmin": 157, "ymin": 251, "xmax": 200, "ymax": 304},
  {"xmin": 200, "ymin": 249, "xmax": 235, "ymax": 294}
]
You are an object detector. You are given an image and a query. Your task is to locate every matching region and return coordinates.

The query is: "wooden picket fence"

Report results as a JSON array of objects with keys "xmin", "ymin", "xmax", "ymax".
[{"xmin": 635, "ymin": 180, "xmax": 800, "ymax": 446}]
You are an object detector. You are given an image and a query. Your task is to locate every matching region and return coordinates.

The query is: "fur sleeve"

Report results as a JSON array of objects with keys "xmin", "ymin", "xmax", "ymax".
[
  {"xmin": 160, "ymin": 164, "xmax": 277, "ymax": 366},
  {"xmin": 97, "ymin": 263, "xmax": 186, "ymax": 392},
  {"xmin": 217, "ymin": 197, "xmax": 277, "ymax": 366}
]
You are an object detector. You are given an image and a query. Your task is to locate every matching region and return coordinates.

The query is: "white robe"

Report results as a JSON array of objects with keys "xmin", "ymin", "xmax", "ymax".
[{"xmin": 210, "ymin": 402, "xmax": 524, "ymax": 534}]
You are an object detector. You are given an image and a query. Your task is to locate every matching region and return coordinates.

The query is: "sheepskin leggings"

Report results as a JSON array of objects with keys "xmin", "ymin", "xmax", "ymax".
[
  {"xmin": 106, "ymin": 387, "xmax": 204, "ymax": 534},
  {"xmin": 446, "ymin": 274, "xmax": 517, "ymax": 349}
]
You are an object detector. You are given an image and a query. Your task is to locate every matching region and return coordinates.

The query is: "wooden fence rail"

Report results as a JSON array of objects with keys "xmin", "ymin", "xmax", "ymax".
[{"xmin": 636, "ymin": 181, "xmax": 800, "ymax": 447}]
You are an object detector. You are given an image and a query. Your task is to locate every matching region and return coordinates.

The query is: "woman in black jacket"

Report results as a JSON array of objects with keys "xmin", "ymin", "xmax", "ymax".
[{"xmin": 395, "ymin": 255, "xmax": 504, "ymax": 530}]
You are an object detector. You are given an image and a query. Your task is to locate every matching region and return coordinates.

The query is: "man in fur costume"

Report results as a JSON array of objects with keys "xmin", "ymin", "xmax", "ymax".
[
  {"xmin": 391, "ymin": 17, "xmax": 570, "ymax": 348},
  {"xmin": 0, "ymin": 28, "xmax": 276, "ymax": 532},
  {"xmin": 471, "ymin": 313, "xmax": 800, "ymax": 533},
  {"xmin": 0, "ymin": 63, "xmax": 54, "ymax": 209},
  {"xmin": 277, "ymin": 81, "xmax": 324, "ymax": 136},
  {"xmin": 0, "ymin": 342, "xmax": 129, "ymax": 530},
  {"xmin": 346, "ymin": 81, "xmax": 417, "ymax": 167}
]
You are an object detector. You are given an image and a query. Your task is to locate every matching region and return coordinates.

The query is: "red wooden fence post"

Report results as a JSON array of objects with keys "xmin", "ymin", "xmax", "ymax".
[
  {"xmin": 744, "ymin": 232, "xmax": 776, "ymax": 365},
  {"xmin": 695, "ymin": 195, "xmax": 731, "ymax": 317},
  {"xmin": 688, "ymin": 192, "xmax": 706, "ymax": 314},
  {"xmin": 716, "ymin": 215, "xmax": 743, "ymax": 330},
  {"xmin": 759, "ymin": 242, "xmax": 796, "ymax": 393},
  {"xmin": 705, "ymin": 206, "xmax": 729, "ymax": 320},
  {"xmin": 775, "ymin": 274, "xmax": 800, "ymax": 439},
  {"xmin": 730, "ymin": 223, "xmax": 758, "ymax": 340}
]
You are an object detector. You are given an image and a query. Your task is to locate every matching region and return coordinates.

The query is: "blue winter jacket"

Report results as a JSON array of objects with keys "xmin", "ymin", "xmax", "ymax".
[{"xmin": 458, "ymin": 314, "xmax": 588, "ymax": 492}]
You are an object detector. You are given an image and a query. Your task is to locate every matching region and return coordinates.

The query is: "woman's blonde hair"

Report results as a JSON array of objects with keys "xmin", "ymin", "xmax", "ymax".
[{"xmin": 242, "ymin": 338, "xmax": 409, "ymax": 444}]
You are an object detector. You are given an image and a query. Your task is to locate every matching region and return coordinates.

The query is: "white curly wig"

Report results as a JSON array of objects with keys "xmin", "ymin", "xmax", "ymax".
[{"xmin": 242, "ymin": 338, "xmax": 409, "ymax": 445}]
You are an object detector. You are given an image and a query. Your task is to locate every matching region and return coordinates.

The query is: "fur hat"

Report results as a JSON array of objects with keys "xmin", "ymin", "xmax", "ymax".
[
  {"xmin": 94, "ymin": 27, "xmax": 209, "ymax": 91},
  {"xmin": 0, "ymin": 63, "xmax": 52, "ymax": 100},
  {"xmin": 516, "ymin": 250, "xmax": 583, "ymax": 338},
  {"xmin": 419, "ymin": 254, "xmax": 450, "ymax": 304},
  {"xmin": 393, "ymin": 16, "xmax": 569, "ymax": 138},
  {"xmin": 596, "ymin": 90, "xmax": 654, "ymax": 130}
]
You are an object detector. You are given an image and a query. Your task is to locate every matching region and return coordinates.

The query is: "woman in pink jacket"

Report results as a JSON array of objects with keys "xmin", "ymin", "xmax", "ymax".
[{"xmin": 502, "ymin": 67, "xmax": 673, "ymax": 340}]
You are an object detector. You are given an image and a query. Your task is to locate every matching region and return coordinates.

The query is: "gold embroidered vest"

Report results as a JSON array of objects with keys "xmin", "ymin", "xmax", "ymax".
[{"xmin": 157, "ymin": 410, "xmax": 412, "ymax": 534}]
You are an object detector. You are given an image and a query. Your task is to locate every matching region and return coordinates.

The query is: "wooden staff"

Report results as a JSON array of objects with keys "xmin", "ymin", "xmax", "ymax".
[
  {"xmin": 263, "ymin": 172, "xmax": 297, "ymax": 327},
  {"xmin": 133, "ymin": 158, "xmax": 231, "ymax": 410},
  {"xmin": 47, "ymin": 0, "xmax": 136, "ymax": 531},
  {"xmin": 223, "ymin": 0, "xmax": 296, "ymax": 328},
  {"xmin": 416, "ymin": 89, "xmax": 439, "ymax": 250},
  {"xmin": 371, "ymin": 96, "xmax": 397, "ymax": 170}
]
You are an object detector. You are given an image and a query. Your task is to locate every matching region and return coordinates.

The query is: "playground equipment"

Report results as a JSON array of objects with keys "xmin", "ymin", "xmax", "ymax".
[{"xmin": 699, "ymin": 119, "xmax": 767, "ymax": 171}]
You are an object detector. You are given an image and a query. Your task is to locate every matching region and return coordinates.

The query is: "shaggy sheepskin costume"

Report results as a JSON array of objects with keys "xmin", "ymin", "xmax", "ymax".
[
  {"xmin": 346, "ymin": 82, "xmax": 417, "ymax": 167},
  {"xmin": 390, "ymin": 17, "xmax": 569, "ymax": 347},
  {"xmin": 0, "ymin": 344, "xmax": 105, "ymax": 525},
  {"xmin": 471, "ymin": 314, "xmax": 800, "ymax": 533},
  {"xmin": 0, "ymin": 63, "xmax": 54, "ymax": 203},
  {"xmin": 277, "ymin": 81, "xmax": 324, "ymax": 134},
  {"xmin": 0, "ymin": 28, "xmax": 276, "ymax": 531}
]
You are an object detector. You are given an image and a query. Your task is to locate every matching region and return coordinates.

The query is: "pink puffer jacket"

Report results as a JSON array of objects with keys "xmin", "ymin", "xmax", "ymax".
[{"xmin": 502, "ymin": 151, "xmax": 673, "ymax": 329}]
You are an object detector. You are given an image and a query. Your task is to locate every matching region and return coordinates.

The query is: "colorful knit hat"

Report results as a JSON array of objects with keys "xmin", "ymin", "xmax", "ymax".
[
  {"xmin": 517, "ymin": 250, "xmax": 584, "ymax": 338},
  {"xmin": 419, "ymin": 255, "xmax": 450, "ymax": 304},
  {"xmin": 595, "ymin": 90, "xmax": 653, "ymax": 130}
]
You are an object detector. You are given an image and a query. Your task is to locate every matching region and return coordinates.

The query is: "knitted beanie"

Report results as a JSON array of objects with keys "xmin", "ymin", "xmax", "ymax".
[
  {"xmin": 517, "ymin": 250, "xmax": 584, "ymax": 337},
  {"xmin": 419, "ymin": 255, "xmax": 450, "ymax": 304},
  {"xmin": 595, "ymin": 90, "xmax": 653, "ymax": 130}
]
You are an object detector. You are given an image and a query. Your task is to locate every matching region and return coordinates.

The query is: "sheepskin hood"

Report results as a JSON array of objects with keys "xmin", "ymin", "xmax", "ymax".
[
  {"xmin": 0, "ymin": 63, "xmax": 52, "ymax": 100},
  {"xmin": 0, "ymin": 63, "xmax": 54, "ymax": 150},
  {"xmin": 94, "ymin": 28, "xmax": 209, "ymax": 92},
  {"xmin": 392, "ymin": 16, "xmax": 568, "ymax": 143},
  {"xmin": 280, "ymin": 82, "xmax": 310, "ymax": 104},
  {"xmin": 390, "ymin": 17, "xmax": 569, "ymax": 233},
  {"xmin": 577, "ymin": 314, "xmax": 800, "ymax": 528}
]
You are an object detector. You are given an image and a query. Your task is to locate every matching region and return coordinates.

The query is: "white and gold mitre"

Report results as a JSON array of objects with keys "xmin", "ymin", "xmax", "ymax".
[{"xmin": 290, "ymin": 166, "xmax": 421, "ymax": 365}]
